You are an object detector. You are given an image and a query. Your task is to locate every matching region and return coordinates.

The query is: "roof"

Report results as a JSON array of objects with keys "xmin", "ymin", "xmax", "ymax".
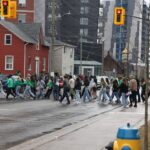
[
  {"xmin": 0, "ymin": 21, "xmax": 41, "ymax": 44},
  {"xmin": 44, "ymin": 37, "xmax": 76, "ymax": 48},
  {"xmin": 16, "ymin": 23, "xmax": 41, "ymax": 42}
]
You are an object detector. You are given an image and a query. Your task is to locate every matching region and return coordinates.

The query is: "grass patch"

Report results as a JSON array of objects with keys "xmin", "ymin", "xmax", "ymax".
[{"xmin": 140, "ymin": 122, "xmax": 150, "ymax": 150}]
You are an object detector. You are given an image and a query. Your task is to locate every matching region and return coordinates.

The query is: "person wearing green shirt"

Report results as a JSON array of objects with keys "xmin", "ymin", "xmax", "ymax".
[
  {"xmin": 45, "ymin": 78, "xmax": 53, "ymax": 99},
  {"xmin": 15, "ymin": 77, "xmax": 24, "ymax": 99},
  {"xmin": 24, "ymin": 77, "xmax": 36, "ymax": 99},
  {"xmin": 6, "ymin": 75, "xmax": 16, "ymax": 99}
]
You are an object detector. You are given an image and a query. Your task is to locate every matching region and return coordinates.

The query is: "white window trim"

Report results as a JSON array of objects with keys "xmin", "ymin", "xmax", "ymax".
[
  {"xmin": 4, "ymin": 34, "xmax": 12, "ymax": 45},
  {"xmin": 5, "ymin": 55, "xmax": 14, "ymax": 70}
]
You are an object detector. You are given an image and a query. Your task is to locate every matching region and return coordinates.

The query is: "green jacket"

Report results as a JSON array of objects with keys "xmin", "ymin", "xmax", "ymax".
[
  {"xmin": 47, "ymin": 81, "xmax": 53, "ymax": 89},
  {"xmin": 15, "ymin": 80, "xmax": 24, "ymax": 87},
  {"xmin": 7, "ymin": 78, "xmax": 14, "ymax": 88},
  {"xmin": 25, "ymin": 80, "xmax": 33, "ymax": 87}
]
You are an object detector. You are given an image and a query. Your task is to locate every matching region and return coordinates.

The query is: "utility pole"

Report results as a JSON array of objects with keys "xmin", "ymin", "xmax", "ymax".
[
  {"xmin": 49, "ymin": 0, "xmax": 56, "ymax": 74},
  {"xmin": 144, "ymin": 1, "xmax": 149, "ymax": 149},
  {"xmin": 80, "ymin": 35, "xmax": 83, "ymax": 75}
]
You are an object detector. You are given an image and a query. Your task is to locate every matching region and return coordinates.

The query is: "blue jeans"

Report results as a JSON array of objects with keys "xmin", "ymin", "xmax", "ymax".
[
  {"xmin": 122, "ymin": 93, "xmax": 128, "ymax": 107},
  {"xmin": 83, "ymin": 87, "xmax": 91, "ymax": 102},
  {"xmin": 24, "ymin": 85, "xmax": 35, "ymax": 98},
  {"xmin": 53, "ymin": 85, "xmax": 59, "ymax": 100},
  {"xmin": 37, "ymin": 88, "xmax": 44, "ymax": 99},
  {"xmin": 75, "ymin": 90, "xmax": 80, "ymax": 102},
  {"xmin": 99, "ymin": 88, "xmax": 108, "ymax": 102},
  {"xmin": 111, "ymin": 91, "xmax": 120, "ymax": 103},
  {"xmin": 60, "ymin": 88, "xmax": 70, "ymax": 103},
  {"xmin": 16, "ymin": 86, "xmax": 23, "ymax": 99}
]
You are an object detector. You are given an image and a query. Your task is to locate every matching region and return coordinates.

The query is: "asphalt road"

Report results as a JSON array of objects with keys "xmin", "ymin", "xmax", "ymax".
[{"xmin": 0, "ymin": 98, "xmax": 121, "ymax": 150}]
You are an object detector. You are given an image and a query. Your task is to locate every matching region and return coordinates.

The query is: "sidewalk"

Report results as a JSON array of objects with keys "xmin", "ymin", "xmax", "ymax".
[{"xmin": 8, "ymin": 105, "xmax": 145, "ymax": 150}]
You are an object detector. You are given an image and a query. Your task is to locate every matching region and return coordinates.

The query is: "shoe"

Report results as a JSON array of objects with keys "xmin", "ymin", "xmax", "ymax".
[
  {"xmin": 129, "ymin": 104, "xmax": 133, "ymax": 107},
  {"xmin": 59, "ymin": 99, "xmax": 62, "ymax": 103},
  {"xmin": 66, "ymin": 101, "xmax": 70, "ymax": 105},
  {"xmin": 134, "ymin": 105, "xmax": 137, "ymax": 108}
]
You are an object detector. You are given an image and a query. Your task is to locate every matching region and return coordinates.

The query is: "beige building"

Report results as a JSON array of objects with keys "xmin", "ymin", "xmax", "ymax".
[{"xmin": 53, "ymin": 41, "xmax": 75, "ymax": 76}]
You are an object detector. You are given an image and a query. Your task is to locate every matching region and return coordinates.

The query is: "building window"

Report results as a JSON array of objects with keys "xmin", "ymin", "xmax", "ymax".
[
  {"xmin": 80, "ymin": 18, "xmax": 88, "ymax": 25},
  {"xmin": 81, "ymin": 0, "xmax": 89, "ymax": 3},
  {"xmin": 80, "ymin": 28, "xmax": 88, "ymax": 36},
  {"xmin": 43, "ymin": 58, "xmax": 46, "ymax": 71},
  {"xmin": 4, "ymin": 34, "xmax": 12, "ymax": 45},
  {"xmin": 18, "ymin": 14, "xmax": 26, "ymax": 23},
  {"xmin": 18, "ymin": 0, "xmax": 26, "ymax": 7},
  {"xmin": 80, "ymin": 6, "xmax": 89, "ymax": 14},
  {"xmin": 5, "ymin": 56, "xmax": 14, "ymax": 70}
]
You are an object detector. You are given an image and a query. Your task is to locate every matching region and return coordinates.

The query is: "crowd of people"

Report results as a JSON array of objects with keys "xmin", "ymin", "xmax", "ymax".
[{"xmin": 0, "ymin": 72, "xmax": 149, "ymax": 107}]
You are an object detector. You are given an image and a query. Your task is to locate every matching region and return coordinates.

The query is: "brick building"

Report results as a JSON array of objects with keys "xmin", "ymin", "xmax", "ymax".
[{"xmin": 0, "ymin": 21, "xmax": 49, "ymax": 77}]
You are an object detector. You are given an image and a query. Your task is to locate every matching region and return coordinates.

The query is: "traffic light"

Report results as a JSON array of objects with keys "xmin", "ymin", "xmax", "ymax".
[
  {"xmin": 9, "ymin": 1, "xmax": 16, "ymax": 18},
  {"xmin": 114, "ymin": 7, "xmax": 125, "ymax": 25},
  {"xmin": 1, "ymin": 0, "xmax": 10, "ymax": 17}
]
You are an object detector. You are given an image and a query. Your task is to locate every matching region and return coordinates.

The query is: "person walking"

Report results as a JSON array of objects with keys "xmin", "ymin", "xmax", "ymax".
[
  {"xmin": 98, "ymin": 78, "xmax": 109, "ymax": 103},
  {"xmin": 110, "ymin": 79, "xmax": 120, "ymax": 104},
  {"xmin": 141, "ymin": 78, "xmax": 146, "ymax": 102},
  {"xmin": 24, "ymin": 76, "xmax": 36, "ymax": 99},
  {"xmin": 15, "ymin": 77, "xmax": 24, "ymax": 99},
  {"xmin": 53, "ymin": 73, "xmax": 60, "ymax": 100},
  {"xmin": 59, "ymin": 75, "xmax": 70, "ymax": 105},
  {"xmin": 6, "ymin": 75, "xmax": 16, "ymax": 99},
  {"xmin": 45, "ymin": 78, "xmax": 53, "ymax": 99},
  {"xmin": 129, "ymin": 75, "xmax": 137, "ymax": 107},
  {"xmin": 82, "ymin": 76, "xmax": 91, "ymax": 102},
  {"xmin": 69, "ymin": 75, "xmax": 75, "ymax": 100},
  {"xmin": 105, "ymin": 78, "xmax": 111, "ymax": 99},
  {"xmin": 136, "ymin": 77, "xmax": 141, "ymax": 102},
  {"xmin": 75, "ymin": 77, "xmax": 82, "ymax": 104},
  {"xmin": 119, "ymin": 78, "xmax": 129, "ymax": 107},
  {"xmin": 36, "ymin": 77, "xmax": 45, "ymax": 99}
]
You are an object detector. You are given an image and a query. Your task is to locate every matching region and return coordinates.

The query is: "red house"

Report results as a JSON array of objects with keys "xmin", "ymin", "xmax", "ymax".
[{"xmin": 0, "ymin": 21, "xmax": 49, "ymax": 78}]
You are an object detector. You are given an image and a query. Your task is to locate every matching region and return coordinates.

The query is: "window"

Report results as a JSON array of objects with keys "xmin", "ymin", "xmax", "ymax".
[
  {"xmin": 80, "ymin": 6, "xmax": 89, "ymax": 14},
  {"xmin": 43, "ymin": 58, "xmax": 46, "ymax": 71},
  {"xmin": 80, "ymin": 28, "xmax": 88, "ymax": 36},
  {"xmin": 80, "ymin": 18, "xmax": 88, "ymax": 25},
  {"xmin": 4, "ymin": 34, "xmax": 12, "ymax": 45},
  {"xmin": 81, "ymin": 0, "xmax": 89, "ymax": 3},
  {"xmin": 5, "ymin": 56, "xmax": 14, "ymax": 70},
  {"xmin": 18, "ymin": 0, "xmax": 26, "ymax": 7},
  {"xmin": 18, "ymin": 14, "xmax": 26, "ymax": 23}
]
